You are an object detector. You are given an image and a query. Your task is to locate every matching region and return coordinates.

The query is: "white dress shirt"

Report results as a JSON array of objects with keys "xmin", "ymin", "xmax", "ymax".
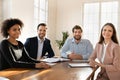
[{"xmin": 101, "ymin": 43, "xmax": 108, "ymax": 63}]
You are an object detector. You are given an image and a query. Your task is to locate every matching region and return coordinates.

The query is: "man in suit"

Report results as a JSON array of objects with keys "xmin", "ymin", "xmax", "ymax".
[{"xmin": 24, "ymin": 23, "xmax": 55, "ymax": 60}]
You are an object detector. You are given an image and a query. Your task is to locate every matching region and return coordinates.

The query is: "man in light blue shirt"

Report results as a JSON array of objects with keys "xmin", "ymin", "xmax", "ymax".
[{"xmin": 61, "ymin": 25, "xmax": 93, "ymax": 60}]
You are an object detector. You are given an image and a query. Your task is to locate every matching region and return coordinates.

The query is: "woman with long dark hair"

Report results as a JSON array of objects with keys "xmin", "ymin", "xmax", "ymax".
[{"xmin": 89, "ymin": 23, "xmax": 120, "ymax": 80}]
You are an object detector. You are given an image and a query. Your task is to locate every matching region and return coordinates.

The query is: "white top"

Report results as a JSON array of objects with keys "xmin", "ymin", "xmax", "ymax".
[
  {"xmin": 13, "ymin": 49, "xmax": 22, "ymax": 60},
  {"xmin": 101, "ymin": 43, "xmax": 108, "ymax": 63},
  {"xmin": 37, "ymin": 37, "xmax": 45, "ymax": 60}
]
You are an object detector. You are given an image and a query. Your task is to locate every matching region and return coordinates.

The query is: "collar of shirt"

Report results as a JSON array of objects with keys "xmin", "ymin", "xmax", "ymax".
[
  {"xmin": 103, "ymin": 42, "xmax": 109, "ymax": 47},
  {"xmin": 101, "ymin": 43, "xmax": 109, "ymax": 63},
  {"xmin": 72, "ymin": 38, "xmax": 83, "ymax": 44},
  {"xmin": 37, "ymin": 36, "xmax": 45, "ymax": 43}
]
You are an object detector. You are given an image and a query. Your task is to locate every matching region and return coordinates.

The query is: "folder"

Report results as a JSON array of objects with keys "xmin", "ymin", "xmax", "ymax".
[
  {"xmin": 68, "ymin": 63, "xmax": 91, "ymax": 68},
  {"xmin": 0, "ymin": 77, "xmax": 9, "ymax": 80},
  {"xmin": 72, "ymin": 60, "xmax": 89, "ymax": 63}
]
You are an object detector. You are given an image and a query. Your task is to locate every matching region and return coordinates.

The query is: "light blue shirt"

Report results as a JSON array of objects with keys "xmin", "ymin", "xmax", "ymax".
[
  {"xmin": 61, "ymin": 38, "xmax": 93, "ymax": 60},
  {"xmin": 37, "ymin": 36, "xmax": 45, "ymax": 60}
]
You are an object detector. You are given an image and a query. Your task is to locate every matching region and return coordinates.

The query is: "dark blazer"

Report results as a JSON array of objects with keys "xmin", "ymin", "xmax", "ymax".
[{"xmin": 24, "ymin": 37, "xmax": 55, "ymax": 59}]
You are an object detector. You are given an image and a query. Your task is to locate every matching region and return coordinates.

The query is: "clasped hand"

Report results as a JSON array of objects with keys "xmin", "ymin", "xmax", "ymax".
[
  {"xmin": 89, "ymin": 60, "xmax": 105, "ymax": 68},
  {"xmin": 68, "ymin": 53, "xmax": 83, "ymax": 60},
  {"xmin": 35, "ymin": 62, "xmax": 51, "ymax": 69}
]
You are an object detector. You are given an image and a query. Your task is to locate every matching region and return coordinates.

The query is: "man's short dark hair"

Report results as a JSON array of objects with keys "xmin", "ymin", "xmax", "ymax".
[
  {"xmin": 37, "ymin": 23, "xmax": 46, "ymax": 29},
  {"xmin": 72, "ymin": 25, "xmax": 83, "ymax": 33}
]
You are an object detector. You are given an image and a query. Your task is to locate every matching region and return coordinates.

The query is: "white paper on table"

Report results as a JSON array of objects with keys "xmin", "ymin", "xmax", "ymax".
[
  {"xmin": 68, "ymin": 63, "xmax": 91, "ymax": 68},
  {"xmin": 0, "ymin": 77, "xmax": 9, "ymax": 80},
  {"xmin": 41, "ymin": 57, "xmax": 70, "ymax": 63},
  {"xmin": 72, "ymin": 60, "xmax": 89, "ymax": 63}
]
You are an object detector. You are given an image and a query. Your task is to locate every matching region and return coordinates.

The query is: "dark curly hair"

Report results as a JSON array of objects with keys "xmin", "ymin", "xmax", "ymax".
[{"xmin": 1, "ymin": 18, "xmax": 24, "ymax": 38}]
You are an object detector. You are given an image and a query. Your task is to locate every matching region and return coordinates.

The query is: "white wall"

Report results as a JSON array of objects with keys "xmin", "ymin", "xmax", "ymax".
[
  {"xmin": 54, "ymin": 0, "xmax": 120, "ymax": 55},
  {"xmin": 2, "ymin": 0, "xmax": 11, "ymax": 19},
  {"xmin": 0, "ymin": 0, "xmax": 3, "ymax": 41},
  {"xmin": 0, "ymin": 0, "xmax": 2, "ymax": 21},
  {"xmin": 55, "ymin": 0, "xmax": 120, "ymax": 40},
  {"xmin": 118, "ymin": 0, "xmax": 120, "ymax": 41},
  {"xmin": 54, "ymin": 0, "xmax": 84, "ymax": 55},
  {"xmin": 10, "ymin": 0, "xmax": 35, "ymax": 42},
  {"xmin": 47, "ymin": 0, "xmax": 58, "ymax": 56},
  {"xmin": 1, "ymin": 0, "xmax": 35, "ymax": 42},
  {"xmin": 0, "ymin": 0, "xmax": 59, "ymax": 56},
  {"xmin": 0, "ymin": 0, "xmax": 120, "ymax": 56},
  {"xmin": 56, "ymin": 0, "xmax": 83, "ymax": 39}
]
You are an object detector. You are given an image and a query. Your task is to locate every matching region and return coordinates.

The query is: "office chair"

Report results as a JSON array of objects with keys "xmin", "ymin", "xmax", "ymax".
[{"xmin": 86, "ymin": 66, "xmax": 99, "ymax": 80}]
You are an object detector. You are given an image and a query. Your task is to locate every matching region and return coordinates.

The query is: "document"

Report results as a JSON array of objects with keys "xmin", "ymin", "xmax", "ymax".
[
  {"xmin": 72, "ymin": 60, "xmax": 89, "ymax": 63},
  {"xmin": 0, "ymin": 77, "xmax": 9, "ymax": 80},
  {"xmin": 68, "ymin": 63, "xmax": 91, "ymax": 68},
  {"xmin": 46, "ymin": 62, "xmax": 57, "ymax": 66},
  {"xmin": 41, "ymin": 57, "xmax": 70, "ymax": 63}
]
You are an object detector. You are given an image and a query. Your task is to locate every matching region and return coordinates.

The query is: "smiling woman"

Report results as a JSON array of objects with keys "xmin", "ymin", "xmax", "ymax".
[
  {"xmin": 89, "ymin": 23, "xmax": 120, "ymax": 80},
  {"xmin": 0, "ymin": 18, "xmax": 50, "ymax": 70}
]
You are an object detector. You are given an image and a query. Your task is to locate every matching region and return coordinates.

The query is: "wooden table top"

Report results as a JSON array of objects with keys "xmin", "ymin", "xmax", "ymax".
[{"xmin": 0, "ymin": 62, "xmax": 93, "ymax": 80}]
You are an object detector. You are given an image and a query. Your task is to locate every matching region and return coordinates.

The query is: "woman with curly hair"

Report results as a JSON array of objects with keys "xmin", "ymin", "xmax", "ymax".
[{"xmin": 0, "ymin": 18, "xmax": 50, "ymax": 70}]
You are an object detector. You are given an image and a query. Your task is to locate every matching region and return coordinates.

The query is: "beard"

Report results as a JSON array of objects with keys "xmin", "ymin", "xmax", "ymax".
[
  {"xmin": 38, "ymin": 33, "xmax": 45, "ymax": 39},
  {"xmin": 74, "ymin": 36, "xmax": 81, "ymax": 40}
]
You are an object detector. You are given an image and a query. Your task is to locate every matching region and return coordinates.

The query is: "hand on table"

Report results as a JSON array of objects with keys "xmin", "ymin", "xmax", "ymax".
[
  {"xmin": 90, "ymin": 60, "xmax": 105, "ymax": 68},
  {"xmin": 68, "ymin": 53, "xmax": 83, "ymax": 60},
  {"xmin": 36, "ymin": 62, "xmax": 51, "ymax": 69}
]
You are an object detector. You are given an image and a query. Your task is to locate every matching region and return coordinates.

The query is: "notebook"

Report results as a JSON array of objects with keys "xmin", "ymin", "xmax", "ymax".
[
  {"xmin": 72, "ymin": 60, "xmax": 89, "ymax": 63},
  {"xmin": 41, "ymin": 57, "xmax": 70, "ymax": 63},
  {"xmin": 68, "ymin": 63, "xmax": 91, "ymax": 68}
]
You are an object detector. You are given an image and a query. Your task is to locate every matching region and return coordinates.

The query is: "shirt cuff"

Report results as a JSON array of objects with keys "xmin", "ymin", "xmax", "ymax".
[
  {"xmin": 66, "ymin": 51, "xmax": 72, "ymax": 58},
  {"xmin": 82, "ymin": 54, "xmax": 89, "ymax": 60},
  {"xmin": 66, "ymin": 51, "xmax": 72, "ymax": 55}
]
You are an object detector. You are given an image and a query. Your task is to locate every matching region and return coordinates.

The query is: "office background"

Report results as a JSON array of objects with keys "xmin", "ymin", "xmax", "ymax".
[{"xmin": 0, "ymin": 0, "xmax": 120, "ymax": 56}]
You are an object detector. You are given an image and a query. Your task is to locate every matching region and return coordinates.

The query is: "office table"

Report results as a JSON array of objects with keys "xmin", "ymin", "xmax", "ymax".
[{"xmin": 0, "ymin": 62, "xmax": 93, "ymax": 80}]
